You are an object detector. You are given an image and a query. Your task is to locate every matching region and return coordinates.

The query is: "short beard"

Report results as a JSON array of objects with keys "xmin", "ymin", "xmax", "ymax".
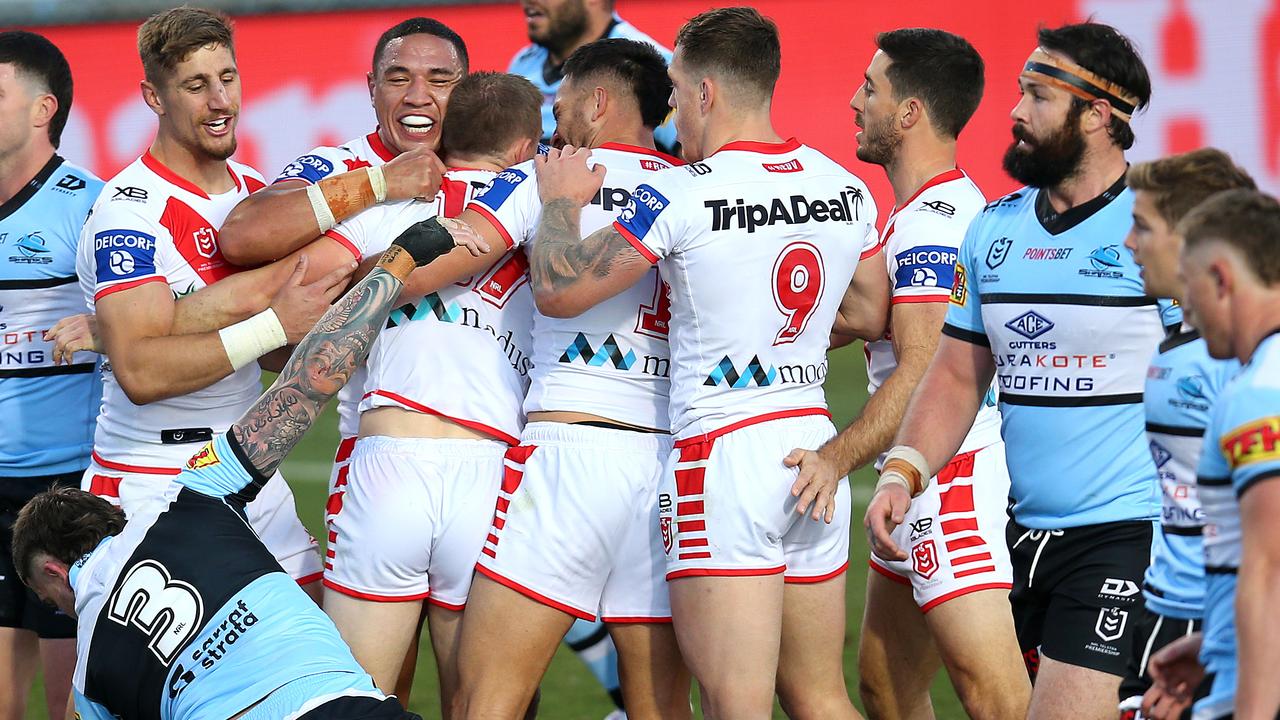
[
  {"xmin": 854, "ymin": 113, "xmax": 901, "ymax": 167},
  {"xmin": 1001, "ymin": 104, "xmax": 1087, "ymax": 188},
  {"xmin": 530, "ymin": 0, "xmax": 589, "ymax": 58}
]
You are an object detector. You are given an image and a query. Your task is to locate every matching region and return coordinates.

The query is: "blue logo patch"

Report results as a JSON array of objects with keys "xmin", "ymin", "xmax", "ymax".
[
  {"xmin": 472, "ymin": 168, "xmax": 528, "ymax": 211},
  {"xmin": 1004, "ymin": 310, "xmax": 1054, "ymax": 340},
  {"xmin": 615, "ymin": 183, "xmax": 670, "ymax": 241},
  {"xmin": 1088, "ymin": 245, "xmax": 1123, "ymax": 271},
  {"xmin": 94, "ymin": 229, "xmax": 157, "ymax": 283},
  {"xmin": 894, "ymin": 245, "xmax": 957, "ymax": 290},
  {"xmin": 1176, "ymin": 375, "xmax": 1208, "ymax": 402},
  {"xmin": 275, "ymin": 154, "xmax": 335, "ymax": 184},
  {"xmin": 704, "ymin": 355, "xmax": 776, "ymax": 388}
]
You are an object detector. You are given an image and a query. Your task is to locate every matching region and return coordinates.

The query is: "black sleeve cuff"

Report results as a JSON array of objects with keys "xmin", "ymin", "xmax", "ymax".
[
  {"xmin": 223, "ymin": 429, "xmax": 271, "ymax": 506},
  {"xmin": 941, "ymin": 323, "xmax": 991, "ymax": 347}
]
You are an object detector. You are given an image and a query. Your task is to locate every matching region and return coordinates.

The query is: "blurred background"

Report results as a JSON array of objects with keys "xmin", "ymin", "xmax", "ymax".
[{"xmin": 6, "ymin": 1, "xmax": 1276, "ymax": 717}]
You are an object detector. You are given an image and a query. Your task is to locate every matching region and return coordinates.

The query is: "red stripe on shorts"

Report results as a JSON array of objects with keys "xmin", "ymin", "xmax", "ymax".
[
  {"xmin": 88, "ymin": 473, "xmax": 123, "ymax": 499},
  {"xmin": 937, "ymin": 449, "xmax": 977, "ymax": 484},
  {"xmin": 941, "ymin": 518, "xmax": 978, "ymax": 534},
  {"xmin": 939, "ymin": 484, "xmax": 975, "ymax": 515}
]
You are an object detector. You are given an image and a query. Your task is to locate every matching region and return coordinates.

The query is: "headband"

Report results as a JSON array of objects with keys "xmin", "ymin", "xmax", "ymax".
[{"xmin": 1022, "ymin": 47, "xmax": 1140, "ymax": 123}]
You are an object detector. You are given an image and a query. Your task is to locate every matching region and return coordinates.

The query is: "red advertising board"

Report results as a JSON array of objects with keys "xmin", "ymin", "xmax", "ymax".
[{"xmin": 35, "ymin": 0, "xmax": 1280, "ymax": 216}]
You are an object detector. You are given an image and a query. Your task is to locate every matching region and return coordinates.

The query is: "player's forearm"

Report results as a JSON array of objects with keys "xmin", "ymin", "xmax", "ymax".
[
  {"xmin": 231, "ymin": 244, "xmax": 420, "ymax": 478},
  {"xmin": 109, "ymin": 335, "xmax": 235, "ymax": 404},
  {"xmin": 171, "ymin": 264, "xmax": 286, "ymax": 334},
  {"xmin": 820, "ymin": 348, "xmax": 931, "ymax": 476},
  {"xmin": 893, "ymin": 345, "xmax": 987, "ymax": 475},
  {"xmin": 221, "ymin": 173, "xmax": 379, "ymax": 265},
  {"xmin": 531, "ymin": 200, "xmax": 632, "ymax": 317},
  {"xmin": 1235, "ymin": 537, "xmax": 1280, "ymax": 719}
]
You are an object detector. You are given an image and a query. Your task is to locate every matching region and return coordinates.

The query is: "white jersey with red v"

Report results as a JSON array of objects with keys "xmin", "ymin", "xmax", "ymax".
[
  {"xmin": 864, "ymin": 169, "xmax": 1001, "ymax": 457},
  {"xmin": 467, "ymin": 143, "xmax": 682, "ymax": 430},
  {"xmin": 76, "ymin": 152, "xmax": 266, "ymax": 464},
  {"xmin": 614, "ymin": 138, "xmax": 879, "ymax": 441},
  {"xmin": 329, "ymin": 168, "xmax": 534, "ymax": 444}
]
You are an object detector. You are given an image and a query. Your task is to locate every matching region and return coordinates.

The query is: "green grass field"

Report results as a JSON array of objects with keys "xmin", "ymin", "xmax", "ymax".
[{"xmin": 24, "ymin": 342, "xmax": 968, "ymax": 719}]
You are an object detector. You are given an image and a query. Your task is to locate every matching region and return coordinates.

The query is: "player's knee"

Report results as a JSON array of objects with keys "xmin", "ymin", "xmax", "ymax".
[
  {"xmin": 948, "ymin": 662, "xmax": 1029, "ymax": 720},
  {"xmin": 778, "ymin": 688, "xmax": 857, "ymax": 720},
  {"xmin": 701, "ymin": 682, "xmax": 774, "ymax": 719}
]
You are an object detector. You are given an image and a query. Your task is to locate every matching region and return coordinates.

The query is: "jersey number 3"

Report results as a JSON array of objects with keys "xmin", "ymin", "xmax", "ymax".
[
  {"xmin": 107, "ymin": 559, "xmax": 205, "ymax": 665},
  {"xmin": 773, "ymin": 242, "xmax": 825, "ymax": 345}
]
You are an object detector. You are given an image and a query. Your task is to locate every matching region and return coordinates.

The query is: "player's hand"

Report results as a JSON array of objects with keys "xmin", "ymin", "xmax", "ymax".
[
  {"xmin": 865, "ymin": 483, "xmax": 911, "ymax": 561},
  {"xmin": 535, "ymin": 145, "xmax": 605, "ymax": 206},
  {"xmin": 382, "ymin": 145, "xmax": 447, "ymax": 202},
  {"xmin": 45, "ymin": 313, "xmax": 101, "ymax": 364},
  {"xmin": 268, "ymin": 255, "xmax": 355, "ymax": 343},
  {"xmin": 437, "ymin": 217, "xmax": 490, "ymax": 257},
  {"xmin": 784, "ymin": 448, "xmax": 842, "ymax": 523},
  {"xmin": 1143, "ymin": 632, "xmax": 1205, "ymax": 720}
]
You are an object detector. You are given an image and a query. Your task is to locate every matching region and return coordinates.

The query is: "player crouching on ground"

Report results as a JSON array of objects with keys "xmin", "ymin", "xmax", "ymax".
[{"xmin": 11, "ymin": 217, "xmax": 487, "ymax": 720}]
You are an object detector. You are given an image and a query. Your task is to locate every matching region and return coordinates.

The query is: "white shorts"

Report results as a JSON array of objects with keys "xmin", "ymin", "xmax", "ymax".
[
  {"xmin": 83, "ymin": 452, "xmax": 322, "ymax": 583},
  {"xmin": 323, "ymin": 435, "xmax": 505, "ymax": 608},
  {"xmin": 477, "ymin": 422, "xmax": 673, "ymax": 622},
  {"xmin": 868, "ymin": 442, "xmax": 1013, "ymax": 611},
  {"xmin": 661, "ymin": 414, "xmax": 851, "ymax": 582}
]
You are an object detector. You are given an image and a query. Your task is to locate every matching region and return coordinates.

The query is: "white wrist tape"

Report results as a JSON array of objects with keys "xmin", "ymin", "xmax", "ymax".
[
  {"xmin": 306, "ymin": 183, "xmax": 336, "ymax": 233},
  {"xmin": 879, "ymin": 445, "xmax": 933, "ymax": 497},
  {"xmin": 366, "ymin": 165, "xmax": 387, "ymax": 204},
  {"xmin": 219, "ymin": 308, "xmax": 287, "ymax": 371},
  {"xmin": 874, "ymin": 470, "xmax": 912, "ymax": 495}
]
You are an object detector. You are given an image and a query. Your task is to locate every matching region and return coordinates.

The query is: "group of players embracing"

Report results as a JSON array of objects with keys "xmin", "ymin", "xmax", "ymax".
[{"xmin": 1, "ymin": 3, "xmax": 1277, "ymax": 720}]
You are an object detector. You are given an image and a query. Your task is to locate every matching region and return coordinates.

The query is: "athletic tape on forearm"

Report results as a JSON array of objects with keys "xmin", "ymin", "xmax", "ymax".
[
  {"xmin": 878, "ymin": 445, "xmax": 932, "ymax": 497},
  {"xmin": 219, "ymin": 308, "xmax": 287, "ymax": 371},
  {"xmin": 366, "ymin": 165, "xmax": 387, "ymax": 204},
  {"xmin": 306, "ymin": 183, "xmax": 336, "ymax": 233}
]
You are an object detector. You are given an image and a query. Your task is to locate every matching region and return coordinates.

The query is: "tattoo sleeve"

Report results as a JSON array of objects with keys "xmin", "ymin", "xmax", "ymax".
[
  {"xmin": 229, "ymin": 266, "xmax": 402, "ymax": 479},
  {"xmin": 530, "ymin": 198, "xmax": 636, "ymax": 295}
]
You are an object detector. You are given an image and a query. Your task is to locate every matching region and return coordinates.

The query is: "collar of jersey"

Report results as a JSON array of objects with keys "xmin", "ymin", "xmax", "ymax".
[
  {"xmin": 0, "ymin": 153, "xmax": 63, "ymax": 223},
  {"xmin": 597, "ymin": 142, "xmax": 684, "ymax": 165},
  {"xmin": 69, "ymin": 535, "xmax": 113, "ymax": 611},
  {"xmin": 142, "ymin": 151, "xmax": 240, "ymax": 200},
  {"xmin": 712, "ymin": 137, "xmax": 801, "ymax": 156},
  {"xmin": 1032, "ymin": 171, "xmax": 1127, "ymax": 236},
  {"xmin": 894, "ymin": 167, "xmax": 967, "ymax": 213},
  {"xmin": 366, "ymin": 129, "xmax": 397, "ymax": 162}
]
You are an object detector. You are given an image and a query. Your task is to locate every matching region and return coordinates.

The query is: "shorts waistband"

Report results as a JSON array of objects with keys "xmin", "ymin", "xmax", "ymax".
[
  {"xmin": 674, "ymin": 408, "xmax": 833, "ymax": 447},
  {"xmin": 1009, "ymin": 517, "xmax": 1156, "ymax": 535},
  {"xmin": 521, "ymin": 421, "xmax": 674, "ymax": 452},
  {"xmin": 353, "ymin": 434, "xmax": 507, "ymax": 459}
]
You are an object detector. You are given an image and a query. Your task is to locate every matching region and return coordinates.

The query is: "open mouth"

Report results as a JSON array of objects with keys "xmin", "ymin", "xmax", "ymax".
[
  {"xmin": 399, "ymin": 115, "xmax": 436, "ymax": 136},
  {"xmin": 204, "ymin": 116, "xmax": 232, "ymax": 134}
]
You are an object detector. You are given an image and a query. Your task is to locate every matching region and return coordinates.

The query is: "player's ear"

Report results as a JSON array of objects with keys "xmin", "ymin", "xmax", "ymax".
[
  {"xmin": 510, "ymin": 137, "xmax": 537, "ymax": 165},
  {"xmin": 30, "ymin": 92, "xmax": 56, "ymax": 131},
  {"xmin": 592, "ymin": 85, "xmax": 608, "ymax": 123},
  {"xmin": 1083, "ymin": 98, "xmax": 1113, "ymax": 136},
  {"xmin": 900, "ymin": 97, "xmax": 924, "ymax": 131},
  {"xmin": 699, "ymin": 78, "xmax": 713, "ymax": 115},
  {"xmin": 367, "ymin": 71, "xmax": 376, "ymax": 101},
  {"xmin": 140, "ymin": 80, "xmax": 165, "ymax": 117}
]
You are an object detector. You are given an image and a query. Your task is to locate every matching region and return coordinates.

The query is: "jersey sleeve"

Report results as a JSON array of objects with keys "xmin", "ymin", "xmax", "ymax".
[
  {"xmin": 176, "ymin": 431, "xmax": 270, "ymax": 505},
  {"xmin": 883, "ymin": 212, "xmax": 958, "ymax": 304},
  {"xmin": 466, "ymin": 164, "xmax": 538, "ymax": 249},
  {"xmin": 272, "ymin": 145, "xmax": 350, "ymax": 185},
  {"xmin": 74, "ymin": 690, "xmax": 116, "ymax": 720},
  {"xmin": 1158, "ymin": 298, "xmax": 1184, "ymax": 330},
  {"xmin": 325, "ymin": 207, "xmax": 374, "ymax": 261},
  {"xmin": 1216, "ymin": 384, "xmax": 1280, "ymax": 497},
  {"xmin": 940, "ymin": 214, "xmax": 987, "ymax": 344},
  {"xmin": 83, "ymin": 201, "xmax": 168, "ymax": 303},
  {"xmin": 611, "ymin": 170, "xmax": 687, "ymax": 264}
]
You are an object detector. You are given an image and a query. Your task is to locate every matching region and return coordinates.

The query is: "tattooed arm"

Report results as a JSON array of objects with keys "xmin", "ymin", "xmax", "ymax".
[
  {"xmin": 530, "ymin": 146, "xmax": 654, "ymax": 318},
  {"xmin": 228, "ymin": 218, "xmax": 480, "ymax": 479}
]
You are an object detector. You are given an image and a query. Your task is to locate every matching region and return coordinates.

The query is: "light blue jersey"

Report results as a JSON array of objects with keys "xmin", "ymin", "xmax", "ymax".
[
  {"xmin": 1142, "ymin": 329, "xmax": 1237, "ymax": 620},
  {"xmin": 507, "ymin": 15, "xmax": 677, "ymax": 150},
  {"xmin": 944, "ymin": 178, "xmax": 1179, "ymax": 528},
  {"xmin": 70, "ymin": 432, "xmax": 381, "ymax": 720},
  {"xmin": 0, "ymin": 155, "xmax": 102, "ymax": 477},
  {"xmin": 1194, "ymin": 332, "xmax": 1280, "ymax": 720}
]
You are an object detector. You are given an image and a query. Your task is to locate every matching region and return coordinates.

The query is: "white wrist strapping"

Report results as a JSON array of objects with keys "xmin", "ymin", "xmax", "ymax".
[
  {"xmin": 366, "ymin": 165, "xmax": 387, "ymax": 204},
  {"xmin": 876, "ymin": 445, "xmax": 933, "ymax": 497},
  {"xmin": 219, "ymin": 308, "xmax": 287, "ymax": 371},
  {"xmin": 306, "ymin": 183, "xmax": 336, "ymax": 233}
]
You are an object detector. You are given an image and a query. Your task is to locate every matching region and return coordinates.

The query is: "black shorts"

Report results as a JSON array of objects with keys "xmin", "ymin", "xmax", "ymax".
[
  {"xmin": 1117, "ymin": 606, "xmax": 1206, "ymax": 719},
  {"xmin": 301, "ymin": 695, "xmax": 422, "ymax": 719},
  {"xmin": 1007, "ymin": 517, "xmax": 1152, "ymax": 677},
  {"xmin": 0, "ymin": 472, "xmax": 80, "ymax": 638}
]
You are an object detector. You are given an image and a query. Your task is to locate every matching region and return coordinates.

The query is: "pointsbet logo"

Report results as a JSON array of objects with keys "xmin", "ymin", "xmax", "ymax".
[{"xmin": 1221, "ymin": 416, "xmax": 1280, "ymax": 469}]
